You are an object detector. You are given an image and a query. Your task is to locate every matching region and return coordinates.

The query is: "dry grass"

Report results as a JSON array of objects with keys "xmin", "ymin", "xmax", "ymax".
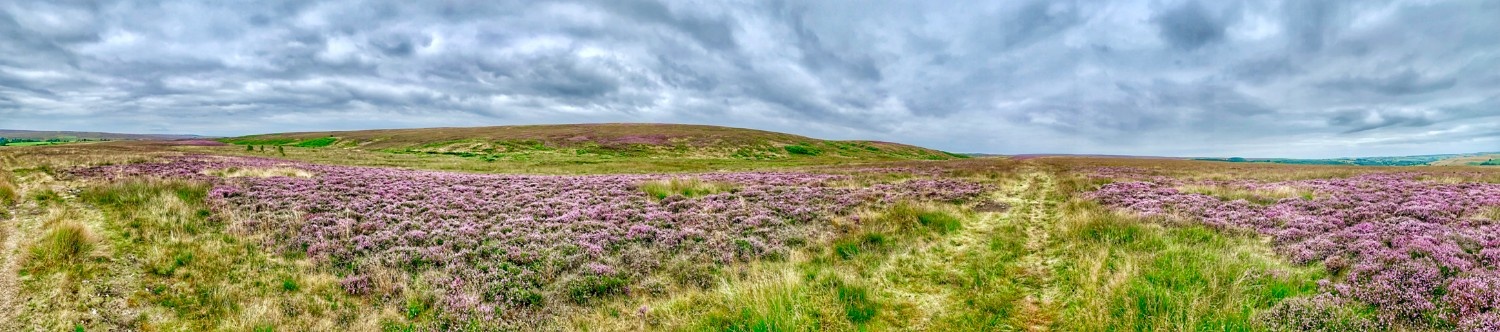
[
  {"xmin": 207, "ymin": 167, "xmax": 314, "ymax": 178},
  {"xmin": 6, "ymin": 137, "xmax": 1475, "ymax": 331},
  {"xmin": 1178, "ymin": 184, "xmax": 1315, "ymax": 205},
  {"xmin": 1476, "ymin": 206, "xmax": 1500, "ymax": 222},
  {"xmin": 639, "ymin": 178, "xmax": 737, "ymax": 199},
  {"xmin": 0, "ymin": 172, "xmax": 17, "ymax": 206}
]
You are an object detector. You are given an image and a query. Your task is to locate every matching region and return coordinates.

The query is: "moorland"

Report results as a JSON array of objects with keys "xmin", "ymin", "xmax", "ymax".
[{"xmin": 2, "ymin": 124, "xmax": 1499, "ymax": 331}]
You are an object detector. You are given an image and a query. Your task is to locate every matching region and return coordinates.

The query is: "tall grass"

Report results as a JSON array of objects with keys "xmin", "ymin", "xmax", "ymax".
[
  {"xmin": 1178, "ymin": 184, "xmax": 1314, "ymax": 205},
  {"xmin": 9, "ymin": 179, "xmax": 388, "ymax": 331},
  {"xmin": 574, "ymin": 168, "xmax": 1335, "ymax": 331},
  {"xmin": 206, "ymin": 167, "xmax": 314, "ymax": 178},
  {"xmin": 0, "ymin": 171, "xmax": 18, "ymax": 219},
  {"xmin": 0, "ymin": 171, "xmax": 18, "ymax": 206},
  {"xmin": 640, "ymin": 178, "xmax": 737, "ymax": 199},
  {"xmin": 28, "ymin": 221, "xmax": 97, "ymax": 266},
  {"xmin": 1477, "ymin": 206, "xmax": 1500, "ymax": 222},
  {"xmin": 1051, "ymin": 189, "xmax": 1328, "ymax": 331}
]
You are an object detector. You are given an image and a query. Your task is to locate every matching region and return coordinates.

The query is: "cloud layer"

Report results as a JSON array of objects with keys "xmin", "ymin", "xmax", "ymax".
[{"xmin": 2, "ymin": 0, "xmax": 1497, "ymax": 158}]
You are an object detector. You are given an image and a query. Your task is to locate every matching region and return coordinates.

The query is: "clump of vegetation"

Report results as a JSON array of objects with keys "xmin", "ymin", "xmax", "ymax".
[
  {"xmin": 1178, "ymin": 183, "xmax": 1313, "ymax": 205},
  {"xmin": 0, "ymin": 171, "xmax": 18, "ymax": 207},
  {"xmin": 1477, "ymin": 206, "xmax": 1500, "ymax": 222},
  {"xmin": 861, "ymin": 201, "xmax": 964, "ymax": 235},
  {"xmin": 26, "ymin": 218, "xmax": 99, "ymax": 276},
  {"xmin": 640, "ymin": 178, "xmax": 737, "ymax": 199},
  {"xmin": 293, "ymin": 137, "xmax": 338, "ymax": 148},
  {"xmin": 783, "ymin": 144, "xmax": 821, "ymax": 156},
  {"xmin": 13, "ymin": 179, "xmax": 384, "ymax": 330},
  {"xmin": 207, "ymin": 167, "xmax": 313, "ymax": 178}
]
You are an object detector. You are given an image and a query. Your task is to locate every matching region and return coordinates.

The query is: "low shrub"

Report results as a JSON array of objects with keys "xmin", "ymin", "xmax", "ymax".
[{"xmin": 783, "ymin": 145, "xmax": 821, "ymax": 156}]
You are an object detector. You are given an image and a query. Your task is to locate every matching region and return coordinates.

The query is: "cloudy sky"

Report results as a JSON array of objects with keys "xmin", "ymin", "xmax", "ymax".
[{"xmin": 2, "ymin": 0, "xmax": 1497, "ymax": 157}]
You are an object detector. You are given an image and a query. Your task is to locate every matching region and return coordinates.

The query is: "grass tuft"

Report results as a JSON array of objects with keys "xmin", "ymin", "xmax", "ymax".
[
  {"xmin": 0, "ymin": 171, "xmax": 18, "ymax": 206},
  {"xmin": 1477, "ymin": 206, "xmax": 1500, "ymax": 222},
  {"xmin": 28, "ymin": 220, "xmax": 98, "ymax": 268},
  {"xmin": 293, "ymin": 137, "xmax": 338, "ymax": 148},
  {"xmin": 207, "ymin": 167, "xmax": 314, "ymax": 178},
  {"xmin": 1178, "ymin": 183, "xmax": 1312, "ymax": 205},
  {"xmin": 640, "ymin": 178, "xmax": 736, "ymax": 199},
  {"xmin": 783, "ymin": 144, "xmax": 822, "ymax": 156}
]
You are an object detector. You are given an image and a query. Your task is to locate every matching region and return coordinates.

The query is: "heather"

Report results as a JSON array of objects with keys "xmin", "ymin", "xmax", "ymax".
[
  {"xmin": 1090, "ymin": 170, "xmax": 1500, "ymax": 328},
  {"xmin": 67, "ymin": 156, "xmax": 988, "ymax": 328},
  {"xmin": 11, "ymin": 141, "xmax": 1494, "ymax": 331}
]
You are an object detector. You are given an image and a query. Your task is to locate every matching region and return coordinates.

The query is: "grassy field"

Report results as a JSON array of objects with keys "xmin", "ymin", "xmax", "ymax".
[
  {"xmin": 218, "ymin": 123, "xmax": 965, "ymax": 165},
  {"xmin": 1, "ymin": 138, "xmax": 1497, "ymax": 331}
]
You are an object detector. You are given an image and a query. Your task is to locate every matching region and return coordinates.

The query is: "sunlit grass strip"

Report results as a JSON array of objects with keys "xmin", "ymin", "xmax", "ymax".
[
  {"xmin": 1053, "ymin": 200, "xmax": 1330, "ymax": 330},
  {"xmin": 639, "ymin": 178, "xmax": 737, "ymax": 199},
  {"xmin": 571, "ymin": 171, "xmax": 1333, "ymax": 330},
  {"xmin": 204, "ymin": 167, "xmax": 314, "ymax": 178},
  {"xmin": 1177, "ymin": 183, "xmax": 1314, "ymax": 205},
  {"xmin": 21, "ymin": 179, "xmax": 385, "ymax": 331}
]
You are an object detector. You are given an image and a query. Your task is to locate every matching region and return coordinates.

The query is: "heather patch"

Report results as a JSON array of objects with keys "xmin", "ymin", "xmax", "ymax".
[
  {"xmin": 1091, "ymin": 171, "xmax": 1500, "ymax": 326},
  {"xmin": 71, "ymin": 156, "xmax": 988, "ymax": 328}
]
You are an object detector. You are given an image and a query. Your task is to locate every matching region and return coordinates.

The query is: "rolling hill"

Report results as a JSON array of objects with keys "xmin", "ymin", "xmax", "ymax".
[
  {"xmin": 1195, "ymin": 152, "xmax": 1500, "ymax": 166},
  {"xmin": 0, "ymin": 129, "xmax": 208, "ymax": 141},
  {"xmin": 222, "ymin": 123, "xmax": 964, "ymax": 161}
]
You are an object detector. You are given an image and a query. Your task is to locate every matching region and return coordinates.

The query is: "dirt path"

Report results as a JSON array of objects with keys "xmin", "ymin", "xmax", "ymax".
[
  {"xmin": 1008, "ymin": 166, "xmax": 1062, "ymax": 331},
  {"xmin": 0, "ymin": 179, "xmax": 28, "ymax": 331}
]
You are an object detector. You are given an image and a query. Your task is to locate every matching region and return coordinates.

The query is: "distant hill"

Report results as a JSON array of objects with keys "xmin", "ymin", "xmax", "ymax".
[
  {"xmin": 1195, "ymin": 152, "xmax": 1500, "ymax": 166},
  {"xmin": 0, "ymin": 129, "xmax": 208, "ymax": 141},
  {"xmin": 222, "ymin": 123, "xmax": 964, "ymax": 161}
]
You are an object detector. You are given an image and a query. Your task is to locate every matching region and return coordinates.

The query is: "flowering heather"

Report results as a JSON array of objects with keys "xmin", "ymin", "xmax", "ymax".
[
  {"xmin": 71, "ymin": 156, "xmax": 986, "ymax": 325},
  {"xmin": 1089, "ymin": 170, "xmax": 1500, "ymax": 326}
]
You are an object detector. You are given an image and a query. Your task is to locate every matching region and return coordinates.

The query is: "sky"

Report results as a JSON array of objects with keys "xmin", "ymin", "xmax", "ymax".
[{"xmin": 1, "ymin": 0, "xmax": 1497, "ymax": 158}]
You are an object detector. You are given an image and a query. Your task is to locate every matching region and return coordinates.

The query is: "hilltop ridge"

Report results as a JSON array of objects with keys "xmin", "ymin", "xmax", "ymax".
[{"xmin": 222, "ymin": 123, "xmax": 963, "ymax": 161}]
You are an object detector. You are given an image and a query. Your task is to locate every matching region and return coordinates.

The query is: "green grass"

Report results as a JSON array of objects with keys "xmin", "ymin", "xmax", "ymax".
[
  {"xmin": 570, "ymin": 169, "xmax": 1330, "ymax": 331},
  {"xmin": 639, "ymin": 178, "xmax": 737, "ymax": 199},
  {"xmin": 292, "ymin": 137, "xmax": 338, "ymax": 147},
  {"xmin": 7, "ymin": 179, "xmax": 396, "ymax": 330},
  {"xmin": 784, "ymin": 144, "xmax": 822, "ymax": 156},
  {"xmin": 5, "ymin": 138, "xmax": 1410, "ymax": 331},
  {"xmin": 3, "ymin": 141, "xmax": 74, "ymax": 147},
  {"xmin": 221, "ymin": 136, "xmax": 298, "ymax": 146},
  {"xmin": 1051, "ymin": 200, "xmax": 1326, "ymax": 331},
  {"xmin": 215, "ymin": 124, "xmax": 963, "ymax": 167},
  {"xmin": 1179, "ymin": 183, "xmax": 1313, "ymax": 205}
]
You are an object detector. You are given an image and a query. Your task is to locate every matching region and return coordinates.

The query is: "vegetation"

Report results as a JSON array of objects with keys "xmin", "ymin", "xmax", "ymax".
[
  {"xmin": 216, "ymin": 123, "xmax": 962, "ymax": 163},
  {"xmin": 0, "ymin": 137, "xmax": 97, "ymax": 147},
  {"xmin": 1, "ymin": 130, "xmax": 1498, "ymax": 331},
  {"xmin": 639, "ymin": 178, "xmax": 737, "ymax": 199}
]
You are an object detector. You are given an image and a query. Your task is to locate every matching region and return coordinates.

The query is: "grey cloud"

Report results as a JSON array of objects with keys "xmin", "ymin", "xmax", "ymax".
[
  {"xmin": 1320, "ymin": 69, "xmax": 1457, "ymax": 96},
  {"xmin": 369, "ymin": 33, "xmax": 431, "ymax": 57},
  {"xmin": 1002, "ymin": 1, "xmax": 1081, "ymax": 49},
  {"xmin": 1152, "ymin": 1, "xmax": 1227, "ymax": 50},
  {"xmin": 1328, "ymin": 108, "xmax": 1436, "ymax": 133},
  {"xmin": 0, "ymin": 0, "xmax": 1497, "ymax": 158},
  {"xmin": 598, "ymin": 0, "xmax": 739, "ymax": 51},
  {"xmin": 1282, "ymin": 0, "xmax": 1344, "ymax": 52},
  {"xmin": 1229, "ymin": 57, "xmax": 1301, "ymax": 85}
]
